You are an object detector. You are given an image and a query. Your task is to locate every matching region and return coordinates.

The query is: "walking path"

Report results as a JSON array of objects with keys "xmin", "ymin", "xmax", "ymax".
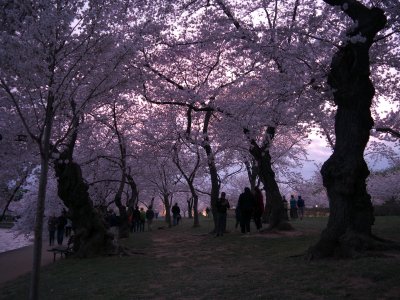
[{"xmin": 0, "ymin": 243, "xmax": 55, "ymax": 287}]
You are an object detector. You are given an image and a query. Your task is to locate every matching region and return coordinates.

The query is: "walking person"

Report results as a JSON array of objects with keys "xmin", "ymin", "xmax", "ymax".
[
  {"xmin": 171, "ymin": 203, "xmax": 181, "ymax": 226},
  {"xmin": 48, "ymin": 214, "xmax": 57, "ymax": 246},
  {"xmin": 238, "ymin": 187, "xmax": 256, "ymax": 234},
  {"xmin": 253, "ymin": 187, "xmax": 264, "ymax": 232},
  {"xmin": 139, "ymin": 207, "xmax": 146, "ymax": 232},
  {"xmin": 146, "ymin": 205, "xmax": 155, "ymax": 231},
  {"xmin": 215, "ymin": 192, "xmax": 230, "ymax": 237},
  {"xmin": 297, "ymin": 195, "xmax": 305, "ymax": 220}
]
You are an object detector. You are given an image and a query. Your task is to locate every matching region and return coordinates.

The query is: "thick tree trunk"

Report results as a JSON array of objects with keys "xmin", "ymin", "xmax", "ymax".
[
  {"xmin": 54, "ymin": 160, "xmax": 114, "ymax": 258},
  {"xmin": 248, "ymin": 127, "xmax": 292, "ymax": 230},
  {"xmin": 309, "ymin": 1, "xmax": 387, "ymax": 258},
  {"xmin": 251, "ymin": 146, "xmax": 292, "ymax": 230}
]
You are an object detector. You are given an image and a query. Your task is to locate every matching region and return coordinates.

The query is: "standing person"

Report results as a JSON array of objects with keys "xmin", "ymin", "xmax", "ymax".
[
  {"xmin": 215, "ymin": 192, "xmax": 230, "ymax": 237},
  {"xmin": 171, "ymin": 203, "xmax": 181, "ymax": 226},
  {"xmin": 290, "ymin": 195, "xmax": 298, "ymax": 220},
  {"xmin": 139, "ymin": 208, "xmax": 146, "ymax": 232},
  {"xmin": 253, "ymin": 187, "xmax": 264, "ymax": 232},
  {"xmin": 146, "ymin": 205, "xmax": 155, "ymax": 231},
  {"xmin": 238, "ymin": 187, "xmax": 256, "ymax": 234},
  {"xmin": 297, "ymin": 195, "xmax": 305, "ymax": 220},
  {"xmin": 133, "ymin": 206, "xmax": 141, "ymax": 232},
  {"xmin": 47, "ymin": 215, "xmax": 57, "ymax": 246},
  {"xmin": 56, "ymin": 212, "xmax": 67, "ymax": 245}
]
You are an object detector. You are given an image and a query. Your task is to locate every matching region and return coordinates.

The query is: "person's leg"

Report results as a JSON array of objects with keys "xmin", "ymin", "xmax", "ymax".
[{"xmin": 240, "ymin": 213, "xmax": 246, "ymax": 233}]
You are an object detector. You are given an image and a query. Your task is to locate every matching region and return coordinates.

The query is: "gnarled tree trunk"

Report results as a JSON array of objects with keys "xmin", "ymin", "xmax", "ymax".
[
  {"xmin": 55, "ymin": 160, "xmax": 114, "ymax": 258},
  {"xmin": 309, "ymin": 0, "xmax": 387, "ymax": 258},
  {"xmin": 248, "ymin": 127, "xmax": 292, "ymax": 230}
]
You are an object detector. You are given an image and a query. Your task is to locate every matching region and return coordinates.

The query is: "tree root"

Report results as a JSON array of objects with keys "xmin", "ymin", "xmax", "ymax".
[{"xmin": 307, "ymin": 231, "xmax": 400, "ymax": 261}]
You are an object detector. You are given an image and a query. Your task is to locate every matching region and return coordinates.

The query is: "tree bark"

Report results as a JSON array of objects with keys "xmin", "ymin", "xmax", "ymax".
[
  {"xmin": 162, "ymin": 193, "xmax": 172, "ymax": 228},
  {"xmin": 250, "ymin": 142, "xmax": 292, "ymax": 230},
  {"xmin": 309, "ymin": 0, "xmax": 387, "ymax": 258},
  {"xmin": 202, "ymin": 111, "xmax": 220, "ymax": 232},
  {"xmin": 248, "ymin": 127, "xmax": 292, "ymax": 230},
  {"xmin": 54, "ymin": 160, "xmax": 114, "ymax": 258}
]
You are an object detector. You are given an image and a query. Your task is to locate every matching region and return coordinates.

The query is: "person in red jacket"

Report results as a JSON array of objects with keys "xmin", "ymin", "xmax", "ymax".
[{"xmin": 253, "ymin": 187, "xmax": 265, "ymax": 232}]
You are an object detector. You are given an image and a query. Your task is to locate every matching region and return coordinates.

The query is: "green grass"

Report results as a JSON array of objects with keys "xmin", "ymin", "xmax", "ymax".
[{"xmin": 1, "ymin": 216, "xmax": 400, "ymax": 300}]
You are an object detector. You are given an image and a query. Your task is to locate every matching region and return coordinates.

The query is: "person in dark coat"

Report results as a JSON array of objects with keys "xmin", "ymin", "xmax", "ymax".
[
  {"xmin": 297, "ymin": 195, "xmax": 305, "ymax": 220},
  {"xmin": 56, "ymin": 212, "xmax": 67, "ymax": 245},
  {"xmin": 253, "ymin": 187, "xmax": 264, "ymax": 231},
  {"xmin": 171, "ymin": 203, "xmax": 181, "ymax": 226},
  {"xmin": 238, "ymin": 187, "xmax": 256, "ymax": 234},
  {"xmin": 146, "ymin": 205, "xmax": 155, "ymax": 231},
  {"xmin": 290, "ymin": 195, "xmax": 298, "ymax": 220},
  {"xmin": 132, "ymin": 206, "xmax": 141, "ymax": 232},
  {"xmin": 48, "ymin": 214, "xmax": 57, "ymax": 246},
  {"xmin": 215, "ymin": 192, "xmax": 230, "ymax": 237}
]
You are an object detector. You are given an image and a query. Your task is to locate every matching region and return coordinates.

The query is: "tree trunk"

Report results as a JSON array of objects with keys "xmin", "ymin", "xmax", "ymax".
[
  {"xmin": 187, "ymin": 198, "xmax": 193, "ymax": 218},
  {"xmin": 309, "ymin": 0, "xmax": 387, "ymax": 258},
  {"xmin": 54, "ymin": 160, "xmax": 114, "ymax": 258},
  {"xmin": 126, "ymin": 174, "xmax": 139, "ymax": 209},
  {"xmin": 251, "ymin": 145, "xmax": 292, "ymax": 230},
  {"xmin": 29, "ymin": 155, "xmax": 49, "ymax": 300},
  {"xmin": 202, "ymin": 111, "xmax": 220, "ymax": 232},
  {"xmin": 114, "ymin": 174, "xmax": 129, "ymax": 239},
  {"xmin": 29, "ymin": 93, "xmax": 54, "ymax": 300},
  {"xmin": 162, "ymin": 193, "xmax": 172, "ymax": 227},
  {"xmin": 248, "ymin": 127, "xmax": 292, "ymax": 230}
]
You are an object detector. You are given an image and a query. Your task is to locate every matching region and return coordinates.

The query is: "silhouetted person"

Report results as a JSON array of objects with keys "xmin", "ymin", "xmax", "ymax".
[
  {"xmin": 133, "ymin": 206, "xmax": 141, "ymax": 232},
  {"xmin": 48, "ymin": 214, "xmax": 56, "ymax": 246},
  {"xmin": 171, "ymin": 203, "xmax": 181, "ymax": 226},
  {"xmin": 297, "ymin": 195, "xmax": 305, "ymax": 220},
  {"xmin": 146, "ymin": 205, "xmax": 155, "ymax": 231},
  {"xmin": 216, "ymin": 192, "xmax": 230, "ymax": 237},
  {"xmin": 56, "ymin": 212, "xmax": 67, "ymax": 245},
  {"xmin": 238, "ymin": 187, "xmax": 256, "ymax": 234},
  {"xmin": 290, "ymin": 195, "xmax": 298, "ymax": 220}
]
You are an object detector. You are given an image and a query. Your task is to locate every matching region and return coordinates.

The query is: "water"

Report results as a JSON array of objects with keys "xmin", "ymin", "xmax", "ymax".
[{"xmin": 0, "ymin": 228, "xmax": 33, "ymax": 253}]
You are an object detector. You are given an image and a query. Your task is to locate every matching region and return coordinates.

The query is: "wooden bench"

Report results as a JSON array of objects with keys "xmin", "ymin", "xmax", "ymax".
[{"xmin": 47, "ymin": 246, "xmax": 73, "ymax": 262}]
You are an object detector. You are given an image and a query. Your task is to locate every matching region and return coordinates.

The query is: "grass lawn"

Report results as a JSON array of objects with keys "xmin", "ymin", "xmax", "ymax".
[{"xmin": 1, "ymin": 216, "xmax": 400, "ymax": 299}]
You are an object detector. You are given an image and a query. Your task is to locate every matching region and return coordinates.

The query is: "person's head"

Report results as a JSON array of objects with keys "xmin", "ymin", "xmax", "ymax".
[
  {"xmin": 298, "ymin": 195, "xmax": 302, "ymax": 199},
  {"xmin": 291, "ymin": 195, "xmax": 294, "ymax": 198},
  {"xmin": 140, "ymin": 207, "xmax": 144, "ymax": 211},
  {"xmin": 149, "ymin": 205, "xmax": 152, "ymax": 209},
  {"xmin": 174, "ymin": 203, "xmax": 178, "ymax": 206},
  {"xmin": 244, "ymin": 187, "xmax": 251, "ymax": 194},
  {"xmin": 221, "ymin": 192, "xmax": 226, "ymax": 198}
]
